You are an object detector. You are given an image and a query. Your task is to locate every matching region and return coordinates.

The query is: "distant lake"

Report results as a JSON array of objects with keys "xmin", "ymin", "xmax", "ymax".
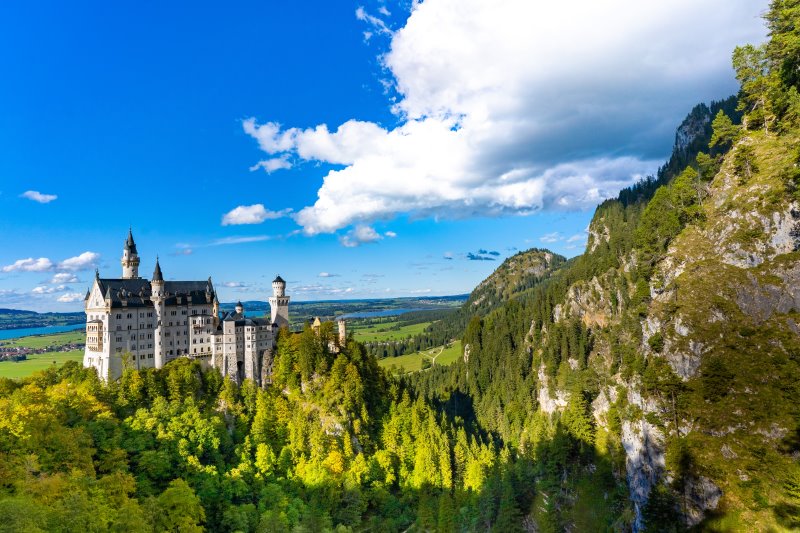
[
  {"xmin": 338, "ymin": 308, "xmax": 428, "ymax": 319},
  {"xmin": 0, "ymin": 323, "xmax": 84, "ymax": 341}
]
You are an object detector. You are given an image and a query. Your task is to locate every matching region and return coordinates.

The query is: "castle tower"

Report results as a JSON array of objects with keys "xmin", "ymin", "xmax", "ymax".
[
  {"xmin": 151, "ymin": 258, "xmax": 166, "ymax": 369},
  {"xmin": 338, "ymin": 318, "xmax": 347, "ymax": 346},
  {"xmin": 235, "ymin": 301, "xmax": 244, "ymax": 315},
  {"xmin": 212, "ymin": 293, "xmax": 220, "ymax": 329},
  {"xmin": 269, "ymin": 275, "xmax": 290, "ymax": 327},
  {"xmin": 121, "ymin": 228, "xmax": 140, "ymax": 279}
]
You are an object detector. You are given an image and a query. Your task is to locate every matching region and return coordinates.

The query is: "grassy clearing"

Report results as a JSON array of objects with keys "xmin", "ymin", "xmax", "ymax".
[
  {"xmin": 352, "ymin": 321, "xmax": 432, "ymax": 343},
  {"xmin": 0, "ymin": 350, "xmax": 84, "ymax": 379},
  {"xmin": 378, "ymin": 342, "xmax": 461, "ymax": 374},
  {"xmin": 2, "ymin": 330, "xmax": 85, "ymax": 349}
]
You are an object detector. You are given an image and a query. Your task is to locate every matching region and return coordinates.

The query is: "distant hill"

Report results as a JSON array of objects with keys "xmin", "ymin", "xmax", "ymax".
[{"xmin": 0, "ymin": 309, "xmax": 84, "ymax": 330}]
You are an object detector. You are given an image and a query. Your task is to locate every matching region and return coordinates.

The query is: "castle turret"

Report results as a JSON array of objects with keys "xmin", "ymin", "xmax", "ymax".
[
  {"xmin": 338, "ymin": 318, "xmax": 347, "ymax": 346},
  {"xmin": 212, "ymin": 293, "xmax": 220, "ymax": 328},
  {"xmin": 151, "ymin": 257, "xmax": 166, "ymax": 369},
  {"xmin": 268, "ymin": 275, "xmax": 290, "ymax": 328},
  {"xmin": 121, "ymin": 228, "xmax": 141, "ymax": 279},
  {"xmin": 235, "ymin": 301, "xmax": 244, "ymax": 315}
]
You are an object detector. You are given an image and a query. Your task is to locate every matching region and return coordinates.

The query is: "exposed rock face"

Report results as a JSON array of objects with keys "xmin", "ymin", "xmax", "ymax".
[
  {"xmin": 622, "ymin": 419, "xmax": 665, "ymax": 532},
  {"xmin": 683, "ymin": 476, "xmax": 723, "ymax": 527},
  {"xmin": 673, "ymin": 105, "xmax": 711, "ymax": 155},
  {"xmin": 537, "ymin": 365, "xmax": 568, "ymax": 414}
]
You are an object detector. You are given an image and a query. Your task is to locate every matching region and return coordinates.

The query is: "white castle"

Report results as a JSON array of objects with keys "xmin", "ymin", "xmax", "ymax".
[{"xmin": 83, "ymin": 230, "xmax": 289, "ymax": 385}]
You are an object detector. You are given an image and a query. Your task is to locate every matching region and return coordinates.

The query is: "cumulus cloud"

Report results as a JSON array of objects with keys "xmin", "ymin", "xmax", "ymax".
[
  {"xmin": 292, "ymin": 284, "xmax": 355, "ymax": 296},
  {"xmin": 245, "ymin": 0, "xmax": 766, "ymax": 236},
  {"xmin": 339, "ymin": 225, "xmax": 383, "ymax": 247},
  {"xmin": 50, "ymin": 273, "xmax": 79, "ymax": 284},
  {"xmin": 318, "ymin": 272, "xmax": 339, "ymax": 278},
  {"xmin": 540, "ymin": 232, "xmax": 562, "ymax": 243},
  {"xmin": 222, "ymin": 204, "xmax": 291, "ymax": 226},
  {"xmin": 20, "ymin": 190, "xmax": 57, "ymax": 203},
  {"xmin": 58, "ymin": 252, "xmax": 100, "ymax": 271},
  {"xmin": 249, "ymin": 156, "xmax": 292, "ymax": 173},
  {"xmin": 385, "ymin": 231, "xmax": 397, "ymax": 238},
  {"xmin": 2, "ymin": 257, "xmax": 54, "ymax": 272},
  {"xmin": 221, "ymin": 281, "xmax": 247, "ymax": 288},
  {"xmin": 57, "ymin": 292, "xmax": 84, "ymax": 303},
  {"xmin": 32, "ymin": 285, "xmax": 69, "ymax": 294}
]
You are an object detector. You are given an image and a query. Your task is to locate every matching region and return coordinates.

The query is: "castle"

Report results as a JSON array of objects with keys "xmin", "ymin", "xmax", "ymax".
[{"xmin": 83, "ymin": 230, "xmax": 289, "ymax": 385}]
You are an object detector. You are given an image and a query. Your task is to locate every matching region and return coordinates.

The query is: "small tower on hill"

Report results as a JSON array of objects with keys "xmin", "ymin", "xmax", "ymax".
[
  {"xmin": 338, "ymin": 318, "xmax": 347, "ymax": 346},
  {"xmin": 121, "ymin": 228, "xmax": 140, "ymax": 279}
]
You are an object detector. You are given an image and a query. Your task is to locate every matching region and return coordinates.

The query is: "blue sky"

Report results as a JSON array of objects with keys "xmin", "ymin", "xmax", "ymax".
[{"xmin": 0, "ymin": 0, "xmax": 767, "ymax": 311}]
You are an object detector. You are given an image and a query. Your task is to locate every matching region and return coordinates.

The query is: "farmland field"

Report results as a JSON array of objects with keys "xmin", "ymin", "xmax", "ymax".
[
  {"xmin": 0, "ymin": 350, "xmax": 84, "ymax": 379},
  {"xmin": 378, "ymin": 342, "xmax": 461, "ymax": 374},
  {"xmin": 352, "ymin": 320, "xmax": 432, "ymax": 343}
]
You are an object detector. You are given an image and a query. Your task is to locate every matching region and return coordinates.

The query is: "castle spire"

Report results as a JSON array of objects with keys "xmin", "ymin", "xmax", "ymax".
[{"xmin": 152, "ymin": 257, "xmax": 163, "ymax": 282}]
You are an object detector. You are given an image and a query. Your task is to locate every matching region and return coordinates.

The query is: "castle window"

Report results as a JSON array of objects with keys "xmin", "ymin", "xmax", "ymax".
[
  {"xmin": 127, "ymin": 325, "xmax": 132, "ymax": 330},
  {"xmin": 127, "ymin": 313, "xmax": 132, "ymax": 319},
  {"xmin": 116, "ymin": 314, "xmax": 122, "ymax": 319}
]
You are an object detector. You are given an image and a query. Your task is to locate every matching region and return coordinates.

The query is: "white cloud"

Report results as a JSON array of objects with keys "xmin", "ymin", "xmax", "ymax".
[
  {"xmin": 20, "ymin": 190, "xmax": 57, "ymax": 203},
  {"xmin": 409, "ymin": 288, "xmax": 432, "ymax": 294},
  {"xmin": 540, "ymin": 232, "xmax": 562, "ymax": 243},
  {"xmin": 567, "ymin": 233, "xmax": 587, "ymax": 243},
  {"xmin": 2, "ymin": 257, "xmax": 54, "ymax": 272},
  {"xmin": 58, "ymin": 252, "xmax": 100, "ymax": 271},
  {"xmin": 221, "ymin": 204, "xmax": 291, "ymax": 226},
  {"xmin": 339, "ymin": 225, "xmax": 383, "ymax": 247},
  {"xmin": 385, "ymin": 231, "xmax": 397, "ymax": 238},
  {"xmin": 57, "ymin": 292, "xmax": 84, "ymax": 303},
  {"xmin": 318, "ymin": 272, "xmax": 339, "ymax": 278},
  {"xmin": 211, "ymin": 235, "xmax": 271, "ymax": 245},
  {"xmin": 50, "ymin": 273, "xmax": 79, "ymax": 284},
  {"xmin": 245, "ymin": 0, "xmax": 767, "ymax": 236},
  {"xmin": 249, "ymin": 156, "xmax": 292, "ymax": 173},
  {"xmin": 222, "ymin": 281, "xmax": 247, "ymax": 288},
  {"xmin": 32, "ymin": 285, "xmax": 69, "ymax": 294},
  {"xmin": 292, "ymin": 284, "xmax": 355, "ymax": 296}
]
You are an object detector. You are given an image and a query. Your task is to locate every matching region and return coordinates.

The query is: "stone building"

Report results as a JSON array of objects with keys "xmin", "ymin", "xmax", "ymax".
[{"xmin": 83, "ymin": 230, "xmax": 289, "ymax": 384}]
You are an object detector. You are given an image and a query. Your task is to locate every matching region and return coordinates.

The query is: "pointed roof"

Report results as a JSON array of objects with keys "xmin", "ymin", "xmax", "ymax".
[
  {"xmin": 124, "ymin": 228, "xmax": 138, "ymax": 255},
  {"xmin": 273, "ymin": 275, "xmax": 285, "ymax": 284},
  {"xmin": 84, "ymin": 288, "xmax": 91, "ymax": 301},
  {"xmin": 152, "ymin": 257, "xmax": 163, "ymax": 282},
  {"xmin": 105, "ymin": 286, "xmax": 112, "ymax": 299},
  {"xmin": 236, "ymin": 300, "xmax": 243, "ymax": 309}
]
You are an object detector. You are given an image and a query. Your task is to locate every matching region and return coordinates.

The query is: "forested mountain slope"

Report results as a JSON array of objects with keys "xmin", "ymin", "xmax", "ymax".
[{"xmin": 414, "ymin": 2, "xmax": 800, "ymax": 529}]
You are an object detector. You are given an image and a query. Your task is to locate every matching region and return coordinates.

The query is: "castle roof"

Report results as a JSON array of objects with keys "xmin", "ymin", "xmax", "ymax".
[
  {"xmin": 273, "ymin": 275, "xmax": 285, "ymax": 284},
  {"xmin": 152, "ymin": 258, "xmax": 163, "ymax": 282},
  {"xmin": 124, "ymin": 229, "xmax": 138, "ymax": 255},
  {"xmin": 218, "ymin": 310, "xmax": 272, "ymax": 328},
  {"xmin": 95, "ymin": 277, "xmax": 213, "ymax": 308}
]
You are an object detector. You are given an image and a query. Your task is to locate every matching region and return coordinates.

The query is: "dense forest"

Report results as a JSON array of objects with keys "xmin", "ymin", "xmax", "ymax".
[{"xmin": 2, "ymin": 1, "xmax": 800, "ymax": 531}]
